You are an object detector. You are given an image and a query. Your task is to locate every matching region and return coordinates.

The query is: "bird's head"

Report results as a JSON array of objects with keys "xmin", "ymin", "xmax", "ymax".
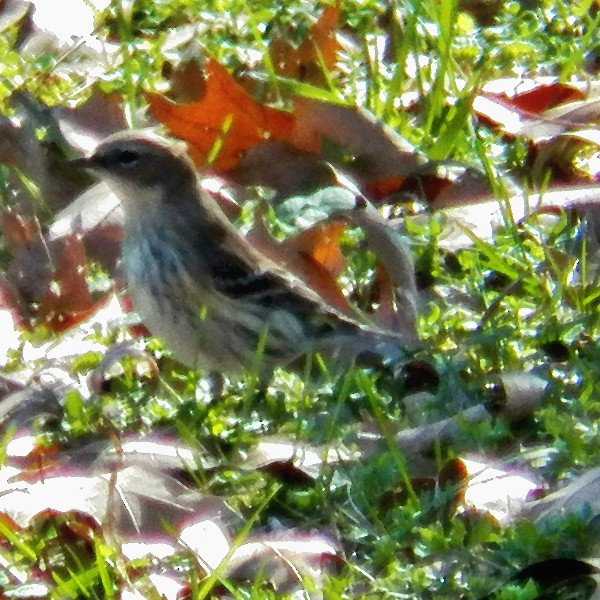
[{"xmin": 71, "ymin": 131, "xmax": 198, "ymax": 207}]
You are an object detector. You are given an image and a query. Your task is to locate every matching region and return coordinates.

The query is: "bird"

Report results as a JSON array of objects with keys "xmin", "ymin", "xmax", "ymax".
[{"xmin": 72, "ymin": 130, "xmax": 409, "ymax": 376}]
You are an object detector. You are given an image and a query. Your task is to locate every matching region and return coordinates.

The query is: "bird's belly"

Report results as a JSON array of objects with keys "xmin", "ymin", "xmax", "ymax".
[
  {"xmin": 127, "ymin": 279, "xmax": 245, "ymax": 373},
  {"xmin": 121, "ymin": 234, "xmax": 312, "ymax": 374}
]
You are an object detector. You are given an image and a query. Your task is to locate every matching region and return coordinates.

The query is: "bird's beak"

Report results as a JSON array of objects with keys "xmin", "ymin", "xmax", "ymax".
[{"xmin": 69, "ymin": 155, "xmax": 102, "ymax": 170}]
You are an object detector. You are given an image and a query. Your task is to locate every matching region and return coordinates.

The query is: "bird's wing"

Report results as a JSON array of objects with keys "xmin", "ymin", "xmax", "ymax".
[
  {"xmin": 191, "ymin": 194, "xmax": 379, "ymax": 337},
  {"xmin": 204, "ymin": 238, "xmax": 366, "ymax": 339}
]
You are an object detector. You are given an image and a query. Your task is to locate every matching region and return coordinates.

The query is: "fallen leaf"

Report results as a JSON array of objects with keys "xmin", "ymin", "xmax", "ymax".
[
  {"xmin": 428, "ymin": 182, "xmax": 600, "ymax": 251},
  {"xmin": 276, "ymin": 220, "xmax": 351, "ymax": 311},
  {"xmin": 147, "ymin": 56, "xmax": 295, "ymax": 170},
  {"xmin": 2, "ymin": 210, "xmax": 44, "ymax": 254},
  {"xmin": 422, "ymin": 165, "xmax": 495, "ymax": 210},
  {"xmin": 241, "ymin": 436, "xmax": 353, "ymax": 482},
  {"xmin": 290, "ymin": 96, "xmax": 423, "ymax": 189},
  {"xmin": 163, "ymin": 56, "xmax": 207, "ymax": 104},
  {"xmin": 0, "ymin": 463, "xmax": 234, "ymax": 534},
  {"xmin": 475, "ymin": 88, "xmax": 600, "ymax": 143},
  {"xmin": 229, "ymin": 140, "xmax": 334, "ymax": 195},
  {"xmin": 53, "ymin": 88, "xmax": 128, "ymax": 153},
  {"xmin": 487, "ymin": 372, "xmax": 549, "ymax": 422},
  {"xmin": 461, "ymin": 457, "xmax": 540, "ymax": 524},
  {"xmin": 95, "ymin": 432, "xmax": 219, "ymax": 475},
  {"xmin": 37, "ymin": 234, "xmax": 93, "ymax": 331},
  {"xmin": 20, "ymin": 292, "xmax": 121, "ymax": 368},
  {"xmin": 346, "ymin": 208, "xmax": 418, "ymax": 336},
  {"xmin": 225, "ymin": 531, "xmax": 341, "ymax": 594},
  {"xmin": 49, "ymin": 181, "xmax": 124, "ymax": 271},
  {"xmin": 179, "ymin": 518, "xmax": 231, "ymax": 571},
  {"xmin": 499, "ymin": 82, "xmax": 585, "ymax": 114},
  {"xmin": 0, "ymin": 384, "xmax": 62, "ymax": 430},
  {"xmin": 524, "ymin": 466, "xmax": 600, "ymax": 525},
  {"xmin": 0, "ymin": 94, "xmax": 92, "ymax": 210},
  {"xmin": 270, "ymin": 2, "xmax": 341, "ymax": 86},
  {"xmin": 150, "ymin": 56, "xmax": 423, "ymax": 195},
  {"xmin": 3, "ymin": 211, "xmax": 54, "ymax": 304},
  {"xmin": 249, "ymin": 216, "xmax": 355, "ymax": 315},
  {"xmin": 358, "ymin": 369, "xmax": 548, "ymax": 458}
]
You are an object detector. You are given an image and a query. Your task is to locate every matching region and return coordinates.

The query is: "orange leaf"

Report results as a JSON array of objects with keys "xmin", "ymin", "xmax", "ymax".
[
  {"xmin": 250, "ymin": 219, "xmax": 353, "ymax": 316},
  {"xmin": 364, "ymin": 176, "xmax": 407, "ymax": 200},
  {"xmin": 292, "ymin": 220, "xmax": 346, "ymax": 276},
  {"xmin": 287, "ymin": 221, "xmax": 353, "ymax": 315},
  {"xmin": 147, "ymin": 57, "xmax": 294, "ymax": 171},
  {"xmin": 304, "ymin": 2, "xmax": 341, "ymax": 71},
  {"xmin": 270, "ymin": 2, "xmax": 341, "ymax": 85}
]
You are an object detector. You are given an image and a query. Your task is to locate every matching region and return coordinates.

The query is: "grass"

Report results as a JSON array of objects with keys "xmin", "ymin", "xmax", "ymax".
[{"xmin": 1, "ymin": 0, "xmax": 600, "ymax": 598}]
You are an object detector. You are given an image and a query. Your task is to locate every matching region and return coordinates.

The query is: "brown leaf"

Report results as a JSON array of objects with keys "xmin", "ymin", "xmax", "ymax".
[
  {"xmin": 525, "ymin": 466, "xmax": 600, "ymax": 524},
  {"xmin": 307, "ymin": 2, "xmax": 341, "ymax": 70},
  {"xmin": 487, "ymin": 372, "xmax": 549, "ymax": 422},
  {"xmin": 0, "ymin": 385, "xmax": 62, "ymax": 430},
  {"xmin": 150, "ymin": 56, "xmax": 423, "ymax": 196},
  {"xmin": 96, "ymin": 432, "xmax": 219, "ymax": 475},
  {"xmin": 270, "ymin": 2, "xmax": 341, "ymax": 86},
  {"xmin": 360, "ymin": 370, "xmax": 547, "ymax": 458},
  {"xmin": 37, "ymin": 234, "xmax": 93, "ymax": 331},
  {"xmin": 49, "ymin": 181, "xmax": 124, "ymax": 271},
  {"xmin": 52, "ymin": 88, "xmax": 128, "ymax": 153},
  {"xmin": 3, "ymin": 211, "xmax": 53, "ymax": 304},
  {"xmin": 431, "ymin": 182, "xmax": 600, "ymax": 251},
  {"xmin": 2, "ymin": 210, "xmax": 44, "ymax": 252},
  {"xmin": 4, "ymin": 204, "xmax": 118, "ymax": 332},
  {"xmin": 425, "ymin": 166, "xmax": 493, "ymax": 209},
  {"xmin": 241, "ymin": 436, "xmax": 353, "ymax": 482},
  {"xmin": 225, "ymin": 531, "xmax": 341, "ymax": 593},
  {"xmin": 291, "ymin": 97, "xmax": 423, "ymax": 191},
  {"xmin": 289, "ymin": 219, "xmax": 346, "ymax": 277},
  {"xmin": 229, "ymin": 140, "xmax": 334, "ymax": 195},
  {"xmin": 346, "ymin": 209, "xmax": 418, "ymax": 336},
  {"xmin": 461, "ymin": 457, "xmax": 540, "ymax": 523},
  {"xmin": 249, "ymin": 217, "xmax": 355, "ymax": 315},
  {"xmin": 147, "ymin": 57, "xmax": 295, "ymax": 171},
  {"xmin": 0, "ymin": 462, "xmax": 234, "ymax": 534},
  {"xmin": 163, "ymin": 57, "xmax": 207, "ymax": 104},
  {"xmin": 475, "ymin": 87, "xmax": 600, "ymax": 143},
  {"xmin": 473, "ymin": 92, "xmax": 534, "ymax": 137}
]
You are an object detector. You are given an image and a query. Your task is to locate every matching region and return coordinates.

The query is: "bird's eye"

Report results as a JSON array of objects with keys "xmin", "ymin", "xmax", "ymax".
[{"xmin": 116, "ymin": 149, "xmax": 139, "ymax": 166}]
